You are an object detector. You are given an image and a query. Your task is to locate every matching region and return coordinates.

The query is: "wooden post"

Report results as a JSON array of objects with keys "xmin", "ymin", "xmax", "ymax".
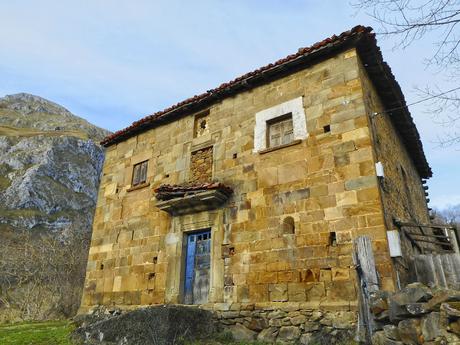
[{"xmin": 353, "ymin": 236, "xmax": 379, "ymax": 344}]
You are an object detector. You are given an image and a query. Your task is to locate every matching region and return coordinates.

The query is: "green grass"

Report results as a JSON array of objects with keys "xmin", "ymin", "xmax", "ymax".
[
  {"xmin": 0, "ymin": 321, "xmax": 75, "ymax": 345},
  {"xmin": 0, "ymin": 175, "xmax": 11, "ymax": 191}
]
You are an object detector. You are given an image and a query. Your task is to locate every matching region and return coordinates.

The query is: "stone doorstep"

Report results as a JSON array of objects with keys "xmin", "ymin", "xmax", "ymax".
[{"xmin": 155, "ymin": 189, "xmax": 230, "ymax": 216}]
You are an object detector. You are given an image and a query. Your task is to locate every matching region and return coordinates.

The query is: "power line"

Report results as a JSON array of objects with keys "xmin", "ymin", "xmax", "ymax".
[{"xmin": 373, "ymin": 85, "xmax": 460, "ymax": 116}]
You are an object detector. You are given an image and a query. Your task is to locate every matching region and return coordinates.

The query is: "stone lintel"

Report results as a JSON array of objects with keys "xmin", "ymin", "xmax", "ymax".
[{"xmin": 155, "ymin": 189, "xmax": 230, "ymax": 216}]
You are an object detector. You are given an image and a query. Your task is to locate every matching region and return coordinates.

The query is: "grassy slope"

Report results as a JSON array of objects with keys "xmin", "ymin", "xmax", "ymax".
[
  {"xmin": 0, "ymin": 321, "xmax": 256, "ymax": 345},
  {"xmin": 0, "ymin": 321, "xmax": 75, "ymax": 345}
]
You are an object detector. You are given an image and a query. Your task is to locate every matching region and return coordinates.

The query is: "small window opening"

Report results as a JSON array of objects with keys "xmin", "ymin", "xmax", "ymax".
[
  {"xmin": 323, "ymin": 125, "xmax": 331, "ymax": 133},
  {"xmin": 229, "ymin": 247, "xmax": 235, "ymax": 256},
  {"xmin": 194, "ymin": 111, "xmax": 210, "ymax": 138},
  {"xmin": 148, "ymin": 273, "xmax": 156, "ymax": 280},
  {"xmin": 165, "ymin": 174, "xmax": 170, "ymax": 178},
  {"xmin": 153, "ymin": 256, "xmax": 158, "ymax": 264},
  {"xmin": 233, "ymin": 153, "xmax": 238, "ymax": 159},
  {"xmin": 132, "ymin": 160, "xmax": 148, "ymax": 187},
  {"xmin": 329, "ymin": 232, "xmax": 337, "ymax": 246},
  {"xmin": 100, "ymin": 263, "xmax": 104, "ymax": 270},
  {"xmin": 282, "ymin": 216, "xmax": 295, "ymax": 234}
]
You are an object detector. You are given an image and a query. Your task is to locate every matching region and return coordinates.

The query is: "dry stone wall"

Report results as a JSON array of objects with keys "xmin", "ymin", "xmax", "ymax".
[
  {"xmin": 215, "ymin": 303, "xmax": 356, "ymax": 344},
  {"xmin": 370, "ymin": 283, "xmax": 460, "ymax": 344},
  {"xmin": 190, "ymin": 146, "xmax": 213, "ymax": 183},
  {"xmin": 80, "ymin": 47, "xmax": 415, "ymax": 317}
]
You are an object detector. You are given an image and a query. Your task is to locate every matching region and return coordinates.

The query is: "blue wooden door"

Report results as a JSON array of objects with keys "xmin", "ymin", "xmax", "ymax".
[{"xmin": 184, "ymin": 230, "xmax": 211, "ymax": 304}]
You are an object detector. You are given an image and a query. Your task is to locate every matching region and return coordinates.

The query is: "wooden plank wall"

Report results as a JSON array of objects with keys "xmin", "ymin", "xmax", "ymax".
[{"xmin": 412, "ymin": 254, "xmax": 460, "ymax": 289}]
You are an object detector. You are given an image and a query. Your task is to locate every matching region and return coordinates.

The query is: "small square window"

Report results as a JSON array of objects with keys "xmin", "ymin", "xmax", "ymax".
[
  {"xmin": 132, "ymin": 160, "xmax": 148, "ymax": 186},
  {"xmin": 194, "ymin": 111, "xmax": 210, "ymax": 138},
  {"xmin": 267, "ymin": 114, "xmax": 294, "ymax": 148}
]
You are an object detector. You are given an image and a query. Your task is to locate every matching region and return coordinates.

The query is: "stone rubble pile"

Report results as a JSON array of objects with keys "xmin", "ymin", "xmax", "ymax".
[{"xmin": 370, "ymin": 282, "xmax": 460, "ymax": 344}]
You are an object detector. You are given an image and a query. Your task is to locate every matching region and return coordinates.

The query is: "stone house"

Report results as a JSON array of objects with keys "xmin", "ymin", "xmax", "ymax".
[{"xmin": 80, "ymin": 26, "xmax": 434, "ymax": 336}]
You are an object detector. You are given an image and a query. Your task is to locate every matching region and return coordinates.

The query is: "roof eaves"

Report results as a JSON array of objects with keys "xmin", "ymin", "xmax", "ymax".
[{"xmin": 101, "ymin": 25, "xmax": 371, "ymax": 147}]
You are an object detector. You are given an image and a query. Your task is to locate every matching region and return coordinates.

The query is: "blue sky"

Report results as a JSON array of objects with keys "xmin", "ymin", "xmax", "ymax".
[{"xmin": 1, "ymin": 1, "xmax": 459, "ymax": 210}]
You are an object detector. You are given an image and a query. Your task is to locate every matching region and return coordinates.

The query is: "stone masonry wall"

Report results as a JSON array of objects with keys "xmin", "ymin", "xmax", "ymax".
[
  {"xmin": 358, "ymin": 57, "xmax": 430, "ymax": 285},
  {"xmin": 190, "ymin": 146, "xmax": 213, "ymax": 183},
  {"xmin": 80, "ymin": 48, "xmax": 396, "ymax": 314},
  {"xmin": 215, "ymin": 304, "xmax": 356, "ymax": 344}
]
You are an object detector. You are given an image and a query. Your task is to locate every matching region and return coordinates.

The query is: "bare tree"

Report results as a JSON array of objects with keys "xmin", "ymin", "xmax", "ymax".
[
  {"xmin": 352, "ymin": 0, "xmax": 460, "ymax": 145},
  {"xmin": 0, "ymin": 227, "xmax": 90, "ymax": 322}
]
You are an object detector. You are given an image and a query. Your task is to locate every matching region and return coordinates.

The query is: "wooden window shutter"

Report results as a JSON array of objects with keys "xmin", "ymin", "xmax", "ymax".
[
  {"xmin": 268, "ymin": 114, "xmax": 294, "ymax": 148},
  {"xmin": 269, "ymin": 122, "xmax": 281, "ymax": 148},
  {"xmin": 132, "ymin": 164, "xmax": 141, "ymax": 186},
  {"xmin": 140, "ymin": 161, "xmax": 148, "ymax": 184},
  {"xmin": 282, "ymin": 118, "xmax": 294, "ymax": 145}
]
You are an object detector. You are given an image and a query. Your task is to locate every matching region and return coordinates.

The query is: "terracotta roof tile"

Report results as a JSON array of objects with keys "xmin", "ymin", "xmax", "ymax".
[{"xmin": 154, "ymin": 183, "xmax": 233, "ymax": 201}]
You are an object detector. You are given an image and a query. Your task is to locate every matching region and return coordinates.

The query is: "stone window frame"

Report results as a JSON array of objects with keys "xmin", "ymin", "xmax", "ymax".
[
  {"xmin": 254, "ymin": 96, "xmax": 307, "ymax": 153},
  {"xmin": 193, "ymin": 110, "xmax": 210, "ymax": 138}
]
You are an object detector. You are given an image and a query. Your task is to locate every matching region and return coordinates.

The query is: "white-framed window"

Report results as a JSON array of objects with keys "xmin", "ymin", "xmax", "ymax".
[{"xmin": 254, "ymin": 97, "xmax": 307, "ymax": 152}]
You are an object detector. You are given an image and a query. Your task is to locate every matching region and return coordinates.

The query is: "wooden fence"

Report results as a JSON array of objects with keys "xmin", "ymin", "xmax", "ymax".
[{"xmin": 411, "ymin": 253, "xmax": 460, "ymax": 289}]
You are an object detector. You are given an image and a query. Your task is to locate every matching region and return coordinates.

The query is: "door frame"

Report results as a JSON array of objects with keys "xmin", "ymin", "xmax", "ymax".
[
  {"xmin": 183, "ymin": 228, "xmax": 212, "ymax": 304},
  {"xmin": 165, "ymin": 210, "xmax": 225, "ymax": 305}
]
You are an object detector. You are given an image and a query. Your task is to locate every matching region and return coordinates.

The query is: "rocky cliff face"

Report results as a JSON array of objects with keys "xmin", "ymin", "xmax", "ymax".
[{"xmin": 0, "ymin": 93, "xmax": 110, "ymax": 235}]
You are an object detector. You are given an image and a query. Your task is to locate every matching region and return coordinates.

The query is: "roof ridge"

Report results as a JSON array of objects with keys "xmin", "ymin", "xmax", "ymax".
[{"xmin": 101, "ymin": 25, "xmax": 372, "ymax": 147}]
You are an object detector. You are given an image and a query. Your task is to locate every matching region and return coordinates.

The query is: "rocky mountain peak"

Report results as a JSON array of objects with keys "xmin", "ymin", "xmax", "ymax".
[
  {"xmin": 0, "ymin": 93, "xmax": 72, "ymax": 116},
  {"xmin": 0, "ymin": 93, "xmax": 110, "ymax": 142},
  {"xmin": 0, "ymin": 93, "xmax": 109, "ymax": 236}
]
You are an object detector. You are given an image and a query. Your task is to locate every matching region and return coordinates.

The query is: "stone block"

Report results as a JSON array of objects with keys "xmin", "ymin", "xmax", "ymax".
[
  {"xmin": 324, "ymin": 207, "xmax": 343, "ymax": 220},
  {"xmin": 421, "ymin": 312, "xmax": 441, "ymax": 342},
  {"xmin": 331, "ymin": 267, "xmax": 350, "ymax": 281},
  {"xmin": 288, "ymin": 283, "xmax": 306, "ymax": 302},
  {"xmin": 384, "ymin": 325, "xmax": 401, "ymax": 341},
  {"xmin": 249, "ymin": 284, "xmax": 268, "ymax": 302},
  {"xmin": 269, "ymin": 283, "xmax": 288, "ymax": 302},
  {"xmin": 344, "ymin": 175, "xmax": 377, "ymax": 191},
  {"xmin": 299, "ymin": 333, "xmax": 314, "ymax": 345},
  {"xmin": 398, "ymin": 319, "xmax": 422, "ymax": 345},
  {"xmin": 258, "ymin": 167, "xmax": 278, "ymax": 187},
  {"xmin": 290, "ymin": 314, "xmax": 306, "ymax": 326},
  {"xmin": 392, "ymin": 284, "xmax": 433, "ymax": 306},
  {"xmin": 305, "ymin": 282, "xmax": 325, "ymax": 301},
  {"xmin": 278, "ymin": 161, "xmax": 307, "ymax": 184},
  {"xmin": 327, "ymin": 281, "xmax": 356, "ymax": 301},
  {"xmin": 229, "ymin": 323, "xmax": 257, "ymax": 341},
  {"xmin": 277, "ymin": 326, "xmax": 301, "ymax": 342},
  {"xmin": 342, "ymin": 127, "xmax": 369, "ymax": 142},
  {"xmin": 257, "ymin": 327, "xmax": 279, "ymax": 342},
  {"xmin": 336, "ymin": 190, "xmax": 358, "ymax": 206},
  {"xmin": 319, "ymin": 269, "xmax": 332, "ymax": 282}
]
